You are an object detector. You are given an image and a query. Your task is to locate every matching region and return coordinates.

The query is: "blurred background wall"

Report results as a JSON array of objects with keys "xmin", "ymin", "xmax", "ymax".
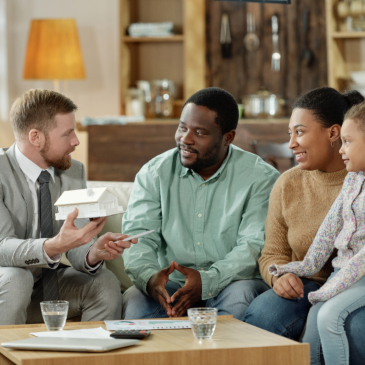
[{"xmin": 0, "ymin": 0, "xmax": 120, "ymax": 164}]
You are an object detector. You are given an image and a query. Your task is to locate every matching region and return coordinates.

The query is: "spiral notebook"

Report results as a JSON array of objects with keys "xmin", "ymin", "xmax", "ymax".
[{"xmin": 105, "ymin": 320, "xmax": 191, "ymax": 330}]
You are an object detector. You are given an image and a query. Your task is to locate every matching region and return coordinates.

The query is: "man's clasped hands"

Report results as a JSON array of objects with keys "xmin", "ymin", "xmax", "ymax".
[{"xmin": 147, "ymin": 262, "xmax": 202, "ymax": 317}]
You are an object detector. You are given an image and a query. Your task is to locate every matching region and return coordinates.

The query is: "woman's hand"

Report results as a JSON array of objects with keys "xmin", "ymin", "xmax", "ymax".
[{"xmin": 272, "ymin": 273, "xmax": 304, "ymax": 299}]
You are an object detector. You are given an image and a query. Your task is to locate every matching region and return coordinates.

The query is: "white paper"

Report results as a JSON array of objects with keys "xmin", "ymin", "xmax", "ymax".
[
  {"xmin": 30, "ymin": 327, "xmax": 113, "ymax": 339},
  {"xmin": 104, "ymin": 320, "xmax": 191, "ymax": 331}
]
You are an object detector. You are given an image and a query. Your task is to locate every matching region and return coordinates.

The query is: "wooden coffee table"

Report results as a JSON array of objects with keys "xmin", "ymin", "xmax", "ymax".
[{"xmin": 0, "ymin": 316, "xmax": 309, "ymax": 365}]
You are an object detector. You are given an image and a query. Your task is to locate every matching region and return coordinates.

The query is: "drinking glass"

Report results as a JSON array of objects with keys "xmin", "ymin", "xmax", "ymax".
[
  {"xmin": 187, "ymin": 307, "xmax": 218, "ymax": 340},
  {"xmin": 40, "ymin": 301, "xmax": 69, "ymax": 331}
]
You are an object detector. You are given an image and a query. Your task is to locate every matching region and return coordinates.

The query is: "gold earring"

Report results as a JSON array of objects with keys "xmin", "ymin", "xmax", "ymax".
[{"xmin": 331, "ymin": 141, "xmax": 334, "ymax": 147}]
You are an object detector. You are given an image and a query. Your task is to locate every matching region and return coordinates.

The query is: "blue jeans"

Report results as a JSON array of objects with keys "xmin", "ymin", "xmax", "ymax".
[
  {"xmin": 243, "ymin": 277, "xmax": 365, "ymax": 365},
  {"xmin": 244, "ymin": 278, "xmax": 320, "ymax": 339},
  {"xmin": 122, "ymin": 279, "xmax": 269, "ymax": 320},
  {"xmin": 303, "ymin": 272, "xmax": 365, "ymax": 365}
]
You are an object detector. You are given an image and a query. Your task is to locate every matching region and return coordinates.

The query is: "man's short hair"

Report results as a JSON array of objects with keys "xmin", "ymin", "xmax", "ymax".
[
  {"xmin": 182, "ymin": 87, "xmax": 239, "ymax": 135},
  {"xmin": 10, "ymin": 89, "xmax": 77, "ymax": 140}
]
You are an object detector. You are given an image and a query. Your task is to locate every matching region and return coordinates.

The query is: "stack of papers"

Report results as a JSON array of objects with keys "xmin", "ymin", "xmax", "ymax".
[
  {"xmin": 128, "ymin": 22, "xmax": 175, "ymax": 37},
  {"xmin": 105, "ymin": 320, "xmax": 191, "ymax": 330},
  {"xmin": 30, "ymin": 327, "xmax": 113, "ymax": 339}
]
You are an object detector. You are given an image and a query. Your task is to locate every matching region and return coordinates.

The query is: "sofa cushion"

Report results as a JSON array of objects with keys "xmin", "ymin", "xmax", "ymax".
[{"xmin": 61, "ymin": 181, "xmax": 134, "ymax": 292}]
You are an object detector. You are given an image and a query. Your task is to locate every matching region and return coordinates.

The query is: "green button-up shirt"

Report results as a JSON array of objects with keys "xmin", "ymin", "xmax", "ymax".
[{"xmin": 122, "ymin": 144, "xmax": 280, "ymax": 300}]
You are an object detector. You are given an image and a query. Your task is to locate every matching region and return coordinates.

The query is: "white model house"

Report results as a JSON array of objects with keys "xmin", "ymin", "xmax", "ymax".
[{"xmin": 54, "ymin": 188, "xmax": 125, "ymax": 220}]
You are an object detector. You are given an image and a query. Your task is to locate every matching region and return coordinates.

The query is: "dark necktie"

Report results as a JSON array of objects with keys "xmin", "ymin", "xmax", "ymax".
[{"xmin": 38, "ymin": 170, "xmax": 59, "ymax": 301}]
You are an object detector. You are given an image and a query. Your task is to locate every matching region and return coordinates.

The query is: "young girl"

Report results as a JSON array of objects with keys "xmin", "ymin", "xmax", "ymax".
[{"xmin": 269, "ymin": 101, "xmax": 365, "ymax": 365}]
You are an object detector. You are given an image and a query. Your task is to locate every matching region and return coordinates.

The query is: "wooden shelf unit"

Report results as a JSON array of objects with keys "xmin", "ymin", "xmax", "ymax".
[
  {"xmin": 332, "ymin": 31, "xmax": 365, "ymax": 39},
  {"xmin": 326, "ymin": 0, "xmax": 365, "ymax": 90},
  {"xmin": 87, "ymin": 119, "xmax": 291, "ymax": 181},
  {"xmin": 123, "ymin": 35, "xmax": 184, "ymax": 43},
  {"xmin": 119, "ymin": 0, "xmax": 206, "ymax": 116}
]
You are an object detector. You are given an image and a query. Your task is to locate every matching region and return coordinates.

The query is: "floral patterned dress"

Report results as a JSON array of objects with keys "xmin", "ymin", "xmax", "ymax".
[{"xmin": 269, "ymin": 171, "xmax": 365, "ymax": 304}]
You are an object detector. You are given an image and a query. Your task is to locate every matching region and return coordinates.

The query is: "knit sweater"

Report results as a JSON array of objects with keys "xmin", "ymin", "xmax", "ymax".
[
  {"xmin": 259, "ymin": 166, "xmax": 347, "ymax": 287},
  {"xmin": 269, "ymin": 172, "xmax": 365, "ymax": 304}
]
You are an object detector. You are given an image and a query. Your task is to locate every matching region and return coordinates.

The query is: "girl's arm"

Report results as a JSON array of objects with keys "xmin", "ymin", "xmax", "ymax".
[
  {"xmin": 269, "ymin": 190, "xmax": 344, "ymax": 278},
  {"xmin": 309, "ymin": 247, "xmax": 365, "ymax": 303}
]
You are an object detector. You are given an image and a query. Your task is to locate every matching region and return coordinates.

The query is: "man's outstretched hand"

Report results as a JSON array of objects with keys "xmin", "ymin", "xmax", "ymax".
[
  {"xmin": 170, "ymin": 262, "xmax": 202, "ymax": 317},
  {"xmin": 147, "ymin": 262, "xmax": 175, "ymax": 317},
  {"xmin": 87, "ymin": 232, "xmax": 138, "ymax": 266}
]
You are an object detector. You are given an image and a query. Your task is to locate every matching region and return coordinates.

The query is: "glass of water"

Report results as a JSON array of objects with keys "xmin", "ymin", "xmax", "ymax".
[
  {"xmin": 40, "ymin": 301, "xmax": 69, "ymax": 331},
  {"xmin": 188, "ymin": 307, "xmax": 218, "ymax": 340}
]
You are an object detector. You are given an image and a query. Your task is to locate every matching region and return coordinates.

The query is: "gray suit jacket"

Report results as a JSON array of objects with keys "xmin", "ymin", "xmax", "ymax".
[{"xmin": 0, "ymin": 144, "xmax": 98, "ymax": 274}]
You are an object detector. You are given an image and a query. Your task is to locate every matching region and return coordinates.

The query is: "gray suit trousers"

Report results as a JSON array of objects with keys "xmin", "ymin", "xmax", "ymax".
[{"xmin": 0, "ymin": 267, "xmax": 122, "ymax": 325}]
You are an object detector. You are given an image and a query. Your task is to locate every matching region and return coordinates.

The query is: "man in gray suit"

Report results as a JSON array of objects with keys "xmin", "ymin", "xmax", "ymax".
[{"xmin": 0, "ymin": 89, "xmax": 137, "ymax": 325}]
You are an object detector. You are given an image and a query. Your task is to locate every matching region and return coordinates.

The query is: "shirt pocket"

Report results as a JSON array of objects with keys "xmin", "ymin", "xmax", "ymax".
[{"xmin": 211, "ymin": 216, "xmax": 240, "ymax": 259}]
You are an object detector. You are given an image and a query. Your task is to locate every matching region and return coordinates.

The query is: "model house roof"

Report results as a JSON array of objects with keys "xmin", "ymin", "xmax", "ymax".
[{"xmin": 54, "ymin": 188, "xmax": 116, "ymax": 206}]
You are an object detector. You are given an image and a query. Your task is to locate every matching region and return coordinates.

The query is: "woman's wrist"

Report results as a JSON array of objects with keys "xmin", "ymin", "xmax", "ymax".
[{"xmin": 271, "ymin": 275, "xmax": 278, "ymax": 286}]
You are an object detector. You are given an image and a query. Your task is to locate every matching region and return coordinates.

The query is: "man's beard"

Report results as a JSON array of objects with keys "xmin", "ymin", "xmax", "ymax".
[
  {"xmin": 40, "ymin": 137, "xmax": 73, "ymax": 171},
  {"xmin": 177, "ymin": 139, "xmax": 222, "ymax": 172}
]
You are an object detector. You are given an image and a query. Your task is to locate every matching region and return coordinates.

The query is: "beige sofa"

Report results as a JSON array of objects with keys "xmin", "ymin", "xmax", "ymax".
[{"xmin": 61, "ymin": 181, "xmax": 135, "ymax": 292}]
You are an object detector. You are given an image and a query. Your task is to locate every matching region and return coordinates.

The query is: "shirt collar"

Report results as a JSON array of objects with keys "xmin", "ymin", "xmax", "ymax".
[
  {"xmin": 15, "ymin": 143, "xmax": 55, "ymax": 184},
  {"xmin": 179, "ymin": 145, "xmax": 233, "ymax": 181}
]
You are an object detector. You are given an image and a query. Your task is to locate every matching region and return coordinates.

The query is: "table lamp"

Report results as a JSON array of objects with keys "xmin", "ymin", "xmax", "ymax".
[{"xmin": 23, "ymin": 19, "xmax": 85, "ymax": 92}]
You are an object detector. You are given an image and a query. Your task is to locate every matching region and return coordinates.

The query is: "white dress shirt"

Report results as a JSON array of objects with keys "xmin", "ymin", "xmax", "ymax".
[{"xmin": 15, "ymin": 144, "xmax": 102, "ymax": 282}]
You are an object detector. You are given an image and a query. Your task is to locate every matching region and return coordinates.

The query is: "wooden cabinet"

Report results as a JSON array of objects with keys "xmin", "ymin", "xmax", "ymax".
[
  {"xmin": 119, "ymin": 0, "xmax": 206, "ymax": 115},
  {"xmin": 326, "ymin": 0, "xmax": 365, "ymax": 90}
]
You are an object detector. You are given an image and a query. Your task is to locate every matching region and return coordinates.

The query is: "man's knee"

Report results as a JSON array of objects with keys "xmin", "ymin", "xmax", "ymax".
[
  {"xmin": 0, "ymin": 268, "xmax": 34, "ymax": 320},
  {"xmin": 122, "ymin": 286, "xmax": 150, "ymax": 319},
  {"xmin": 89, "ymin": 269, "xmax": 122, "ymax": 310},
  {"xmin": 239, "ymin": 279, "xmax": 269, "ymax": 304},
  {"xmin": 215, "ymin": 280, "xmax": 269, "ymax": 321},
  {"xmin": 244, "ymin": 289, "xmax": 276, "ymax": 325}
]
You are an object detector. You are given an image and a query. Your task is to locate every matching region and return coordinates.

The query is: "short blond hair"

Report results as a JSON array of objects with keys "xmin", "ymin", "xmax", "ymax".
[{"xmin": 10, "ymin": 89, "xmax": 77, "ymax": 140}]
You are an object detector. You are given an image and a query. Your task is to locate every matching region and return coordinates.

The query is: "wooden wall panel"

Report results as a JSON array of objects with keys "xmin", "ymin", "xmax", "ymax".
[{"xmin": 205, "ymin": 0, "xmax": 327, "ymax": 110}]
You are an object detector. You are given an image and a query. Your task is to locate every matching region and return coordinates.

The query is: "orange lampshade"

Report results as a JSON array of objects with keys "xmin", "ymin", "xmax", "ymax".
[{"xmin": 23, "ymin": 19, "xmax": 85, "ymax": 80}]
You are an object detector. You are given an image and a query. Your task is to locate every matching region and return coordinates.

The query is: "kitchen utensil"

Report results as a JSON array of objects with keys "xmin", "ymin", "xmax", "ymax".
[
  {"xmin": 271, "ymin": 15, "xmax": 281, "ymax": 72},
  {"xmin": 301, "ymin": 9, "xmax": 314, "ymax": 67},
  {"xmin": 244, "ymin": 12, "xmax": 260, "ymax": 52},
  {"xmin": 220, "ymin": 13, "xmax": 232, "ymax": 59},
  {"xmin": 242, "ymin": 87, "xmax": 286, "ymax": 118},
  {"xmin": 151, "ymin": 79, "xmax": 175, "ymax": 118}
]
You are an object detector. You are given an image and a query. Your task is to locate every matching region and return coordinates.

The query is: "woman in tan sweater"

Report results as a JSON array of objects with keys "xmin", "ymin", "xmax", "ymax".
[{"xmin": 244, "ymin": 87, "xmax": 365, "ymax": 364}]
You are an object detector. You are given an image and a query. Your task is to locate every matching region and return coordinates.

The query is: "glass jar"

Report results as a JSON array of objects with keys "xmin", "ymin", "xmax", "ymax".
[
  {"xmin": 136, "ymin": 80, "xmax": 153, "ymax": 118},
  {"xmin": 337, "ymin": 1, "xmax": 350, "ymax": 19},
  {"xmin": 125, "ymin": 88, "xmax": 145, "ymax": 116},
  {"xmin": 151, "ymin": 79, "xmax": 175, "ymax": 118},
  {"xmin": 350, "ymin": 0, "xmax": 363, "ymax": 16}
]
